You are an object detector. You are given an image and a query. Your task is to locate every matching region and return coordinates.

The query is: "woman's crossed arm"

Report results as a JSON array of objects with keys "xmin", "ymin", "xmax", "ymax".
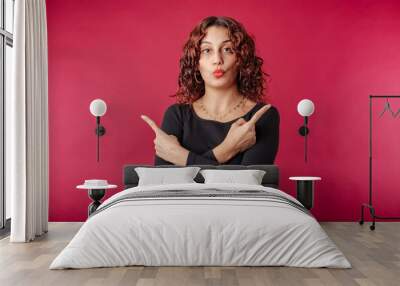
[{"xmin": 141, "ymin": 104, "xmax": 272, "ymax": 166}]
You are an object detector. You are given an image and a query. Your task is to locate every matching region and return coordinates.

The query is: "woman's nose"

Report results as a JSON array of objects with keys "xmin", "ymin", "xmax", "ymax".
[{"xmin": 213, "ymin": 52, "xmax": 223, "ymax": 65}]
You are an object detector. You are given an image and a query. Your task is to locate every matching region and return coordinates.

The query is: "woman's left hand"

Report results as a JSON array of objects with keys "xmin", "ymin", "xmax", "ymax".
[{"xmin": 141, "ymin": 115, "xmax": 189, "ymax": 166}]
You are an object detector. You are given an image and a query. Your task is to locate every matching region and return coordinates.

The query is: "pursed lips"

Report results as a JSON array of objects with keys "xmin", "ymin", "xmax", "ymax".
[{"xmin": 213, "ymin": 69, "xmax": 225, "ymax": 77}]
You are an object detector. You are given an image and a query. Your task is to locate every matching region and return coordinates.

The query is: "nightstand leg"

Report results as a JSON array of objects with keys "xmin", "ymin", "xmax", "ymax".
[
  {"xmin": 296, "ymin": 181, "xmax": 314, "ymax": 210},
  {"xmin": 88, "ymin": 189, "xmax": 105, "ymax": 216}
]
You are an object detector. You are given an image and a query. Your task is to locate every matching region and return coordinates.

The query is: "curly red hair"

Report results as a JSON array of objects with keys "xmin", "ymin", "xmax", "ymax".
[{"xmin": 172, "ymin": 16, "xmax": 270, "ymax": 104}]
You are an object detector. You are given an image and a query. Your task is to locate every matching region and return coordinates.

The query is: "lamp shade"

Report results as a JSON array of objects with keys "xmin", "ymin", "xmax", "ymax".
[
  {"xmin": 90, "ymin": 99, "xmax": 107, "ymax": 117},
  {"xmin": 297, "ymin": 99, "xmax": 315, "ymax": 117}
]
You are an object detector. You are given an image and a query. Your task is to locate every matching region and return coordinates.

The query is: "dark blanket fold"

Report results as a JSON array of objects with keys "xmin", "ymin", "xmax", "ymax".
[{"xmin": 90, "ymin": 189, "xmax": 310, "ymax": 218}]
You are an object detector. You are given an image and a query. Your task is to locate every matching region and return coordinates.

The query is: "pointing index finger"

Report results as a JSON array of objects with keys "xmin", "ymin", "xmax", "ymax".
[
  {"xmin": 141, "ymin": 115, "xmax": 161, "ymax": 134},
  {"xmin": 248, "ymin": 104, "xmax": 271, "ymax": 125}
]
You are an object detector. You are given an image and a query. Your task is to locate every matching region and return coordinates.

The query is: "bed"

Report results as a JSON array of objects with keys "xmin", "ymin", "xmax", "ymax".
[{"xmin": 49, "ymin": 164, "xmax": 351, "ymax": 269}]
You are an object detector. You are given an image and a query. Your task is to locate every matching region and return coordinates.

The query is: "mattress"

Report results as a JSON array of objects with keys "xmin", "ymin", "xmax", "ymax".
[{"xmin": 50, "ymin": 183, "xmax": 351, "ymax": 269}]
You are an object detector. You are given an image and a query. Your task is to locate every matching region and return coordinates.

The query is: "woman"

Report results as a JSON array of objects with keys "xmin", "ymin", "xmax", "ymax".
[{"xmin": 141, "ymin": 16, "xmax": 279, "ymax": 166}]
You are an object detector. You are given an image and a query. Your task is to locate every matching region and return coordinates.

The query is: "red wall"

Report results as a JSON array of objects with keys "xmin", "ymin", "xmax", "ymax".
[{"xmin": 47, "ymin": 0, "xmax": 400, "ymax": 222}]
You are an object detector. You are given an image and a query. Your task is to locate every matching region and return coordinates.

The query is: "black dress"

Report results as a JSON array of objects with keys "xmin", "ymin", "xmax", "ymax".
[{"xmin": 154, "ymin": 102, "xmax": 280, "ymax": 165}]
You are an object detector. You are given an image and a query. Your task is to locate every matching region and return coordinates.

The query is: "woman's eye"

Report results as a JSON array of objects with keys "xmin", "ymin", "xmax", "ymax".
[{"xmin": 201, "ymin": 47, "xmax": 233, "ymax": 54}]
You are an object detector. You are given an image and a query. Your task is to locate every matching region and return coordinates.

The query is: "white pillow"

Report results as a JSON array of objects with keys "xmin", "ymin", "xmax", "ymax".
[
  {"xmin": 135, "ymin": 167, "xmax": 201, "ymax": 186},
  {"xmin": 200, "ymin": 169, "xmax": 266, "ymax": 185}
]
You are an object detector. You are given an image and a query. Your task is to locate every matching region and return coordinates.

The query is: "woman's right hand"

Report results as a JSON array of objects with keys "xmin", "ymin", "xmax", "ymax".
[
  {"xmin": 213, "ymin": 104, "xmax": 271, "ymax": 162},
  {"xmin": 224, "ymin": 117, "xmax": 257, "ymax": 153}
]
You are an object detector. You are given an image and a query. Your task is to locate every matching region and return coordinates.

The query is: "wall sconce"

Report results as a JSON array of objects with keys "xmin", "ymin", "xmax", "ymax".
[
  {"xmin": 89, "ymin": 99, "xmax": 107, "ymax": 162},
  {"xmin": 297, "ymin": 99, "xmax": 315, "ymax": 163}
]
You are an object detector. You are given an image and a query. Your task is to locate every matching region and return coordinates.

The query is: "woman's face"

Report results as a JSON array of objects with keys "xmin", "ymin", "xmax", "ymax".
[{"xmin": 198, "ymin": 26, "xmax": 239, "ymax": 89}]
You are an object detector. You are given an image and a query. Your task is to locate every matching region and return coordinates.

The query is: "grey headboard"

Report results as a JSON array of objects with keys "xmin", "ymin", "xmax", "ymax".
[{"xmin": 123, "ymin": 165, "xmax": 279, "ymax": 189}]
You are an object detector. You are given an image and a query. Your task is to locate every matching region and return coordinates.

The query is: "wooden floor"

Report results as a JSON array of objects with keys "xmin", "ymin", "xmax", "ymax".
[{"xmin": 0, "ymin": 222, "xmax": 399, "ymax": 286}]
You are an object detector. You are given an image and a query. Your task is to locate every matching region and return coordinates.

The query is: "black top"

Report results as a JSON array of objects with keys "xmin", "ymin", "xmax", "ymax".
[{"xmin": 154, "ymin": 102, "xmax": 280, "ymax": 166}]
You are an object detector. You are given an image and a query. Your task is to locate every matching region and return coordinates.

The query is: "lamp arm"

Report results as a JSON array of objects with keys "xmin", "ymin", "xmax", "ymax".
[
  {"xmin": 97, "ymin": 116, "xmax": 100, "ymax": 162},
  {"xmin": 305, "ymin": 125, "xmax": 308, "ymax": 163}
]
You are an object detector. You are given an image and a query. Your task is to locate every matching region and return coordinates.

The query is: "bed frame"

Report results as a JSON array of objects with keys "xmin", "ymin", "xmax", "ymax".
[{"xmin": 123, "ymin": 164, "xmax": 279, "ymax": 189}]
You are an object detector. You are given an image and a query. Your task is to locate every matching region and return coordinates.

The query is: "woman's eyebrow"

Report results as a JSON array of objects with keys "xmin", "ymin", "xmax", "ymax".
[{"xmin": 200, "ymin": 40, "xmax": 232, "ymax": 45}]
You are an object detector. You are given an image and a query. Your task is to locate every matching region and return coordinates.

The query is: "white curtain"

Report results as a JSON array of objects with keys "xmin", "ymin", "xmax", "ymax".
[{"xmin": 8, "ymin": 0, "xmax": 49, "ymax": 242}]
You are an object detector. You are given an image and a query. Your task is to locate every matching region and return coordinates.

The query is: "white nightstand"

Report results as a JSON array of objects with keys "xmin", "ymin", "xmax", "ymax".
[
  {"xmin": 77, "ymin": 181, "xmax": 117, "ymax": 217},
  {"xmin": 289, "ymin": 176, "xmax": 321, "ymax": 210}
]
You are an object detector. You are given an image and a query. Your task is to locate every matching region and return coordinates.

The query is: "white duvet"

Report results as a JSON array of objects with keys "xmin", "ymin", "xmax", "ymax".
[{"xmin": 50, "ymin": 183, "xmax": 351, "ymax": 269}]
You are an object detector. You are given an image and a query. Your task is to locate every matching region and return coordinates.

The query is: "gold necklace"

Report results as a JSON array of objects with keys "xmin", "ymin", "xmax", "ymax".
[{"xmin": 197, "ymin": 96, "xmax": 246, "ymax": 122}]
